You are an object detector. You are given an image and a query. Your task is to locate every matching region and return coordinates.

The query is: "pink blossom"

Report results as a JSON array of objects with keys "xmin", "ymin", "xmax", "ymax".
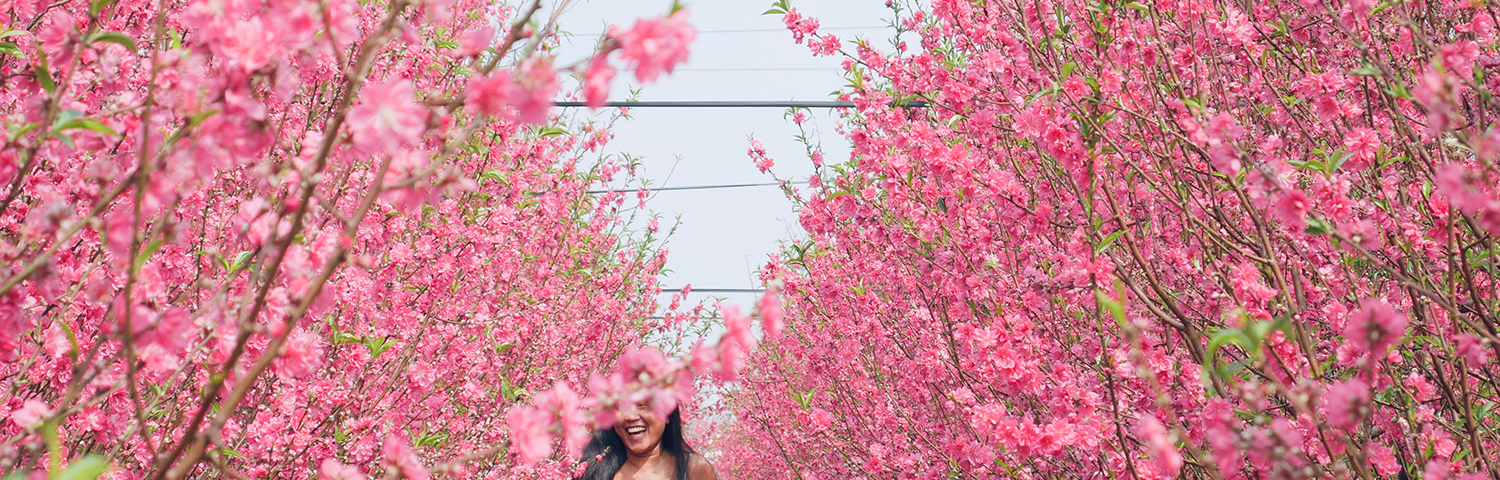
[
  {"xmin": 749, "ymin": 140, "xmax": 773, "ymax": 173},
  {"xmin": 1342, "ymin": 127, "xmax": 1380, "ymax": 168},
  {"xmin": 782, "ymin": 8, "xmax": 820, "ymax": 44},
  {"xmin": 466, "ymin": 72, "xmax": 517, "ymax": 119},
  {"xmin": 534, "ymin": 383, "xmax": 587, "ymax": 458},
  {"xmin": 1439, "ymin": 41, "xmax": 1479, "ymax": 78},
  {"xmin": 614, "ymin": 11, "xmax": 696, "ymax": 82},
  {"xmin": 274, "ymin": 330, "xmax": 324, "ymax": 381},
  {"xmin": 1455, "ymin": 334, "xmax": 1488, "ymax": 365},
  {"xmin": 1367, "ymin": 441, "xmax": 1399, "ymax": 477},
  {"xmin": 1062, "ymin": 77, "xmax": 1089, "ymax": 98},
  {"xmin": 758, "ymin": 289, "xmax": 784, "ymax": 340},
  {"xmin": 1435, "ymin": 163, "xmax": 1498, "ymax": 218},
  {"xmin": 453, "ymin": 26, "xmax": 495, "ymax": 57},
  {"xmin": 507, "ymin": 405, "xmax": 553, "ymax": 465},
  {"xmin": 1274, "ymin": 189, "xmax": 1310, "ymax": 228},
  {"xmin": 1426, "ymin": 460, "xmax": 1454, "ymax": 480},
  {"xmin": 318, "ymin": 459, "xmax": 366, "ymax": 480},
  {"xmin": 1406, "ymin": 371, "xmax": 1437, "ymax": 402},
  {"xmin": 810, "ymin": 34, "xmax": 840, "ymax": 56},
  {"xmin": 510, "ymin": 57, "xmax": 561, "ymax": 124},
  {"xmin": 1322, "ymin": 379, "xmax": 1370, "ymax": 430},
  {"xmin": 583, "ymin": 55, "xmax": 616, "ymax": 109},
  {"xmin": 1343, "ymin": 299, "xmax": 1407, "ymax": 357},
  {"xmin": 37, "ymin": 12, "xmax": 78, "ymax": 67},
  {"xmin": 379, "ymin": 150, "xmax": 432, "ymax": 211},
  {"xmin": 381, "ymin": 435, "xmax": 429, "ymax": 480},
  {"xmin": 1137, "ymin": 415, "xmax": 1181, "ymax": 476},
  {"xmin": 220, "ymin": 17, "xmax": 283, "ymax": 71},
  {"xmin": 348, "ymin": 79, "xmax": 427, "ymax": 154},
  {"xmin": 713, "ymin": 306, "xmax": 757, "ymax": 381},
  {"xmin": 10, "ymin": 400, "xmax": 50, "ymax": 429},
  {"xmin": 809, "ymin": 408, "xmax": 834, "ymax": 429},
  {"xmin": 1420, "ymin": 424, "xmax": 1457, "ymax": 459}
]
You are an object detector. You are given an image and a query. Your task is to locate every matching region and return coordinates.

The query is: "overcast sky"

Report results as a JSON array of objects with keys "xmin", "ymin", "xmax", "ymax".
[{"xmin": 546, "ymin": 1, "xmax": 901, "ymax": 313}]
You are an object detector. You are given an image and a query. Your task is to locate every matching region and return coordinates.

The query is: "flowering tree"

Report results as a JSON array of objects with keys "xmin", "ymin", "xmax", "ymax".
[
  {"xmin": 0, "ymin": 0, "xmax": 735, "ymax": 477},
  {"xmin": 716, "ymin": 0, "xmax": 1500, "ymax": 478}
]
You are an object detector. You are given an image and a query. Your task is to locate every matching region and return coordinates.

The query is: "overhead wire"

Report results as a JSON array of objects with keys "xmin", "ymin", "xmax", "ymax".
[
  {"xmin": 588, "ymin": 180, "xmax": 809, "ymax": 194},
  {"xmin": 554, "ymin": 100, "xmax": 928, "ymax": 108},
  {"xmin": 662, "ymin": 289, "xmax": 766, "ymax": 293},
  {"xmin": 570, "ymin": 25, "xmax": 888, "ymax": 37}
]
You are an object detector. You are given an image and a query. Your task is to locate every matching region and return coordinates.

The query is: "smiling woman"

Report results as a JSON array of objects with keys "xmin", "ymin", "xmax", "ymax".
[{"xmin": 575, "ymin": 406, "xmax": 716, "ymax": 480}]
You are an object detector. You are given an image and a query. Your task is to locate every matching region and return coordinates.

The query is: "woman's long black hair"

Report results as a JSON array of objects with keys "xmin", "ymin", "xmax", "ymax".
[{"xmin": 574, "ymin": 408, "xmax": 695, "ymax": 480}]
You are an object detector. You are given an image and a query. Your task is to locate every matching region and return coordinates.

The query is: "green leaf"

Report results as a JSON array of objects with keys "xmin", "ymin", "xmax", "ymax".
[
  {"xmin": 187, "ymin": 109, "xmax": 221, "ymax": 128},
  {"xmin": 500, "ymin": 379, "xmax": 523, "ymax": 402},
  {"xmin": 227, "ymin": 250, "xmax": 253, "ymax": 275},
  {"xmin": 1094, "ymin": 290, "xmax": 1126, "ymax": 326},
  {"xmin": 0, "ymin": 30, "xmax": 27, "ymax": 40},
  {"xmin": 495, "ymin": 342, "xmax": 516, "ymax": 354},
  {"xmin": 1206, "ymin": 328, "xmax": 1252, "ymax": 360},
  {"xmin": 0, "ymin": 42, "xmax": 22, "ymax": 57},
  {"xmin": 208, "ymin": 446, "xmax": 245, "ymax": 459},
  {"xmin": 1125, "ymin": 2, "xmax": 1150, "ymax": 12},
  {"xmin": 52, "ymin": 109, "xmax": 84, "ymax": 128},
  {"xmin": 364, "ymin": 336, "xmax": 394, "ymax": 359},
  {"xmin": 34, "ymin": 46, "xmax": 55, "ymax": 94},
  {"xmin": 1304, "ymin": 217, "xmax": 1333, "ymax": 235},
  {"xmin": 89, "ymin": 32, "xmax": 137, "ymax": 52},
  {"xmin": 1095, "ymin": 230, "xmax": 1126, "ymax": 254},
  {"xmin": 790, "ymin": 387, "xmax": 820, "ymax": 409},
  {"xmin": 535, "ymin": 126, "xmax": 568, "ymax": 137},
  {"xmin": 1350, "ymin": 64, "xmax": 1382, "ymax": 76},
  {"xmin": 57, "ymin": 118, "xmax": 119, "ymax": 137},
  {"xmin": 56, "ymin": 455, "xmax": 109, "ymax": 480},
  {"xmin": 89, "ymin": 0, "xmax": 118, "ymax": 16},
  {"xmin": 56, "ymin": 319, "xmax": 80, "ymax": 361},
  {"xmin": 1384, "ymin": 82, "xmax": 1411, "ymax": 100},
  {"xmin": 479, "ymin": 169, "xmax": 509, "ymax": 186},
  {"xmin": 1244, "ymin": 319, "xmax": 1275, "ymax": 349}
]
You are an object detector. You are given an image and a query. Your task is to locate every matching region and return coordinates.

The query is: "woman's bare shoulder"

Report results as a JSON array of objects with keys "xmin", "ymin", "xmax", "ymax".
[{"xmin": 688, "ymin": 454, "xmax": 717, "ymax": 480}]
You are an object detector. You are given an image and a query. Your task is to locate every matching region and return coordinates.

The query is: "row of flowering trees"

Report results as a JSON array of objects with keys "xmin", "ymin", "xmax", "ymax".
[
  {"xmin": 716, "ymin": 0, "xmax": 1500, "ymax": 478},
  {"xmin": 0, "ymin": 0, "xmax": 752, "ymax": 478}
]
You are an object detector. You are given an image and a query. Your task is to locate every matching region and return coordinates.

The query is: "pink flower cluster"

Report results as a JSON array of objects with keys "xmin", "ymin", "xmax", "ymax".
[
  {"xmin": 706, "ymin": 0, "xmax": 1500, "ymax": 478},
  {"xmin": 612, "ymin": 11, "xmax": 696, "ymax": 83},
  {"xmin": 0, "ymin": 0, "xmax": 696, "ymax": 478}
]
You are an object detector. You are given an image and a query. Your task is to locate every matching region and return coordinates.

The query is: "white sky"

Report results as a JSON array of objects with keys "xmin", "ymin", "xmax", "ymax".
[{"xmin": 547, "ymin": 1, "xmax": 901, "ymax": 312}]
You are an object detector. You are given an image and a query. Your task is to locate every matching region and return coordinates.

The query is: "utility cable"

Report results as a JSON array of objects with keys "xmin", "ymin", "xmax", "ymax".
[
  {"xmin": 571, "ymin": 26, "xmax": 888, "ymax": 37},
  {"xmin": 588, "ymin": 180, "xmax": 809, "ymax": 194},
  {"xmin": 554, "ymin": 100, "xmax": 928, "ymax": 108},
  {"xmin": 662, "ymin": 288, "xmax": 766, "ymax": 293}
]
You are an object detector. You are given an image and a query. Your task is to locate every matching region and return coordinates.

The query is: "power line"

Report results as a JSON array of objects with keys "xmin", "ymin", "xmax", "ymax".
[
  {"xmin": 571, "ymin": 26, "xmax": 887, "ymax": 37},
  {"xmin": 588, "ymin": 180, "xmax": 808, "ymax": 194},
  {"xmin": 554, "ymin": 100, "xmax": 928, "ymax": 108},
  {"xmin": 635, "ymin": 67, "xmax": 838, "ymax": 71},
  {"xmin": 663, "ymin": 288, "xmax": 768, "ymax": 292}
]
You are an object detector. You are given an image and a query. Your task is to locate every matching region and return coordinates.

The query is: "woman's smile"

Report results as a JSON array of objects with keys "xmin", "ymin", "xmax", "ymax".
[{"xmin": 623, "ymin": 424, "xmax": 647, "ymax": 439}]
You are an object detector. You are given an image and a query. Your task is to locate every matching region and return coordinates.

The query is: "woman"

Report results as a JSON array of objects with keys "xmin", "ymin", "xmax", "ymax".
[{"xmin": 575, "ymin": 403, "xmax": 716, "ymax": 480}]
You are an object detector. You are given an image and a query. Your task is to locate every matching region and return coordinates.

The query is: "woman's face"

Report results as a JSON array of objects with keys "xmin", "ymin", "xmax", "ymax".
[{"xmin": 613, "ymin": 402, "xmax": 667, "ymax": 456}]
